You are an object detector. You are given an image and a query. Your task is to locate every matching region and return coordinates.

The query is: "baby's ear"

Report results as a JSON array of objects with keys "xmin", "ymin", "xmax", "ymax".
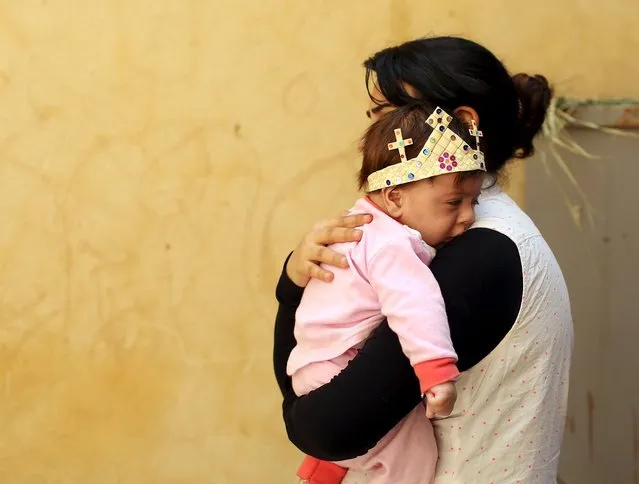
[{"xmin": 380, "ymin": 186, "xmax": 404, "ymax": 218}]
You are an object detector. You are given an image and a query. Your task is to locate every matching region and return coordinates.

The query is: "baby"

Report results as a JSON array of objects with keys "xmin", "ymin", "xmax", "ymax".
[{"xmin": 287, "ymin": 105, "xmax": 486, "ymax": 484}]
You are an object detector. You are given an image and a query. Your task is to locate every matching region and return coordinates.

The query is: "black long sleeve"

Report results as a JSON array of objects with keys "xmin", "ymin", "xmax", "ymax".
[
  {"xmin": 272, "ymin": 228, "xmax": 523, "ymax": 461},
  {"xmin": 273, "ymin": 253, "xmax": 304, "ymax": 398}
]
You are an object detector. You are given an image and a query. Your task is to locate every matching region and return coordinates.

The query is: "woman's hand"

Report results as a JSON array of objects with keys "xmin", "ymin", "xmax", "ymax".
[{"xmin": 286, "ymin": 212, "xmax": 373, "ymax": 287}]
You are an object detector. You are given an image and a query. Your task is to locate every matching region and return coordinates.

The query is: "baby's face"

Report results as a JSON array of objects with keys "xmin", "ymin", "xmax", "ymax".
[{"xmin": 398, "ymin": 173, "xmax": 484, "ymax": 247}]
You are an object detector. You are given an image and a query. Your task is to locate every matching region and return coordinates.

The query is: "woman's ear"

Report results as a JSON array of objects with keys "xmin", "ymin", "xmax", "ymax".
[
  {"xmin": 453, "ymin": 105, "xmax": 480, "ymax": 127},
  {"xmin": 380, "ymin": 187, "xmax": 404, "ymax": 218}
]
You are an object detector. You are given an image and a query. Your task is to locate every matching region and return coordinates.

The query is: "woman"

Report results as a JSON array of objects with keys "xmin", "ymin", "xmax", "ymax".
[{"xmin": 273, "ymin": 36, "xmax": 573, "ymax": 483}]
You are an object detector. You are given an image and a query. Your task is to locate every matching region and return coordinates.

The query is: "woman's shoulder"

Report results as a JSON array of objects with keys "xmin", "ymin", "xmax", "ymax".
[
  {"xmin": 437, "ymin": 228, "xmax": 520, "ymax": 266},
  {"xmin": 431, "ymin": 228, "xmax": 522, "ymax": 296},
  {"xmin": 473, "ymin": 188, "xmax": 541, "ymax": 244},
  {"xmin": 473, "ymin": 189, "xmax": 564, "ymax": 276}
]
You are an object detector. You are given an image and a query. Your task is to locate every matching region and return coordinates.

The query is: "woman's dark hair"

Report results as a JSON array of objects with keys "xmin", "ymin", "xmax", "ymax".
[
  {"xmin": 358, "ymin": 104, "xmax": 479, "ymax": 190},
  {"xmin": 363, "ymin": 36, "xmax": 552, "ymax": 175}
]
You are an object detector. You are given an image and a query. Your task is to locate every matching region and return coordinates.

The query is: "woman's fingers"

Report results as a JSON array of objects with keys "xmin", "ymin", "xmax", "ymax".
[
  {"xmin": 322, "ymin": 213, "xmax": 373, "ymax": 230},
  {"xmin": 288, "ymin": 212, "xmax": 373, "ymax": 284},
  {"xmin": 310, "ymin": 212, "xmax": 372, "ymax": 246},
  {"xmin": 307, "ymin": 261, "xmax": 334, "ymax": 282},
  {"xmin": 319, "ymin": 226, "xmax": 363, "ymax": 246},
  {"xmin": 314, "ymin": 245, "xmax": 348, "ymax": 268}
]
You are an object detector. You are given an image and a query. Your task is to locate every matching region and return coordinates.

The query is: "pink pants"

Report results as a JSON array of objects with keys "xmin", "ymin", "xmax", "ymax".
[{"xmin": 292, "ymin": 352, "xmax": 437, "ymax": 484}]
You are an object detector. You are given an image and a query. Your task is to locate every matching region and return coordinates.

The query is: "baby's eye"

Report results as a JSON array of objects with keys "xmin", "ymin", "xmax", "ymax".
[{"xmin": 447, "ymin": 199, "xmax": 462, "ymax": 206}]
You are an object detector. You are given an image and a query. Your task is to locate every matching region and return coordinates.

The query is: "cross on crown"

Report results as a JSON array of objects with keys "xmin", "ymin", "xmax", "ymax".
[
  {"xmin": 469, "ymin": 121, "xmax": 483, "ymax": 151},
  {"xmin": 387, "ymin": 128, "xmax": 413, "ymax": 161}
]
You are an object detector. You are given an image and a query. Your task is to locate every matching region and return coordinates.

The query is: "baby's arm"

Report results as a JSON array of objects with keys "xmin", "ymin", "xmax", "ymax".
[{"xmin": 368, "ymin": 236, "xmax": 459, "ymax": 408}]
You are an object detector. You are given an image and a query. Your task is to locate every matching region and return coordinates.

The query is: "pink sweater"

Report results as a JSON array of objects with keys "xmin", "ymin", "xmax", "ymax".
[{"xmin": 287, "ymin": 197, "xmax": 459, "ymax": 393}]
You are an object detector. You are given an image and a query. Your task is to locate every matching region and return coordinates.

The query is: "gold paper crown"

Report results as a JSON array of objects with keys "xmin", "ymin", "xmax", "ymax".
[{"xmin": 364, "ymin": 107, "xmax": 486, "ymax": 192}]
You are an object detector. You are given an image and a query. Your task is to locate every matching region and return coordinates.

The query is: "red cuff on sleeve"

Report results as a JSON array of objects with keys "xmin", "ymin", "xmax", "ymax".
[
  {"xmin": 413, "ymin": 357, "xmax": 459, "ymax": 394},
  {"xmin": 297, "ymin": 455, "xmax": 348, "ymax": 484}
]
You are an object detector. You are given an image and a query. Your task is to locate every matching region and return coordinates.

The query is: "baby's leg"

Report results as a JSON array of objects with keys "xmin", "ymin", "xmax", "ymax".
[
  {"xmin": 291, "ymin": 349, "xmax": 358, "ymax": 396},
  {"xmin": 340, "ymin": 405, "xmax": 437, "ymax": 484},
  {"xmin": 292, "ymin": 349, "xmax": 359, "ymax": 484}
]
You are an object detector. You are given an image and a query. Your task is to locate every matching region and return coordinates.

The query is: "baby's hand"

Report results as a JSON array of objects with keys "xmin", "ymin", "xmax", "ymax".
[{"xmin": 424, "ymin": 382, "xmax": 457, "ymax": 419}]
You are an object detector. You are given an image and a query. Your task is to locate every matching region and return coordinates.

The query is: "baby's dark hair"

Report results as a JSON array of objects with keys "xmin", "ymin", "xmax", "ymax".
[{"xmin": 358, "ymin": 104, "xmax": 479, "ymax": 190}]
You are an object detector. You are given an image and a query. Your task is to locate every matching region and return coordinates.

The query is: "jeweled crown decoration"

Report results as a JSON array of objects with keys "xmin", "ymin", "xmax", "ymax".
[{"xmin": 364, "ymin": 107, "xmax": 486, "ymax": 192}]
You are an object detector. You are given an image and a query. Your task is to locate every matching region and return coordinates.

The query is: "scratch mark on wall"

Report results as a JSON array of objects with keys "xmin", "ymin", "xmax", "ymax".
[
  {"xmin": 282, "ymin": 72, "xmax": 319, "ymax": 116},
  {"xmin": 633, "ymin": 408, "xmax": 638, "ymax": 484},
  {"xmin": 587, "ymin": 391, "xmax": 595, "ymax": 462}
]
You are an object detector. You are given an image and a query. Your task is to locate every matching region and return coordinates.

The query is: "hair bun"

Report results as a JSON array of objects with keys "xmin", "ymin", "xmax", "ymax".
[{"xmin": 511, "ymin": 73, "xmax": 553, "ymax": 158}]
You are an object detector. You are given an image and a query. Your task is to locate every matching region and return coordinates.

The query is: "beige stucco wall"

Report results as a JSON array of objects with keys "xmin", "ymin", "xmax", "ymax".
[{"xmin": 0, "ymin": 1, "xmax": 636, "ymax": 482}]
